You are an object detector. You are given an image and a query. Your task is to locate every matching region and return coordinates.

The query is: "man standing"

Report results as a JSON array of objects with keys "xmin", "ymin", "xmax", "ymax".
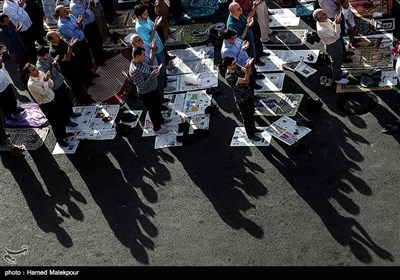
[
  {"xmin": 313, "ymin": 8, "xmax": 349, "ymax": 84},
  {"xmin": 129, "ymin": 47, "xmax": 171, "ymax": 135}
]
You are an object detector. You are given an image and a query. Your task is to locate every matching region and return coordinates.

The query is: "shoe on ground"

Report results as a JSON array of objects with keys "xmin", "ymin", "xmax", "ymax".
[
  {"xmin": 256, "ymin": 73, "xmax": 265, "ymax": 80},
  {"xmin": 345, "ymin": 50, "xmax": 355, "ymax": 56},
  {"xmin": 166, "ymin": 38, "xmax": 175, "ymax": 44},
  {"xmin": 160, "ymin": 104, "xmax": 169, "ymax": 111},
  {"xmin": 325, "ymin": 78, "xmax": 333, "ymax": 87},
  {"xmin": 162, "ymin": 97, "xmax": 171, "ymax": 103},
  {"xmin": 342, "ymin": 70, "xmax": 349, "ymax": 78},
  {"xmin": 204, "ymin": 104, "xmax": 219, "ymax": 114},
  {"xmin": 163, "ymin": 117, "xmax": 173, "ymax": 124},
  {"xmin": 260, "ymin": 52, "xmax": 270, "ymax": 57},
  {"xmin": 335, "ymin": 78, "xmax": 349, "ymax": 84},
  {"xmin": 10, "ymin": 146, "xmax": 25, "ymax": 157},
  {"xmin": 320, "ymin": 76, "xmax": 327, "ymax": 85},
  {"xmin": 382, "ymin": 124, "xmax": 399, "ymax": 134},
  {"xmin": 255, "ymin": 60, "xmax": 265, "ymax": 66},
  {"xmin": 58, "ymin": 140, "xmax": 69, "ymax": 147},
  {"xmin": 250, "ymin": 135, "xmax": 262, "ymax": 142},
  {"xmin": 343, "ymin": 57, "xmax": 353, "ymax": 63},
  {"xmin": 155, "ymin": 127, "xmax": 169, "ymax": 135},
  {"xmin": 65, "ymin": 132, "xmax": 75, "ymax": 138},
  {"xmin": 253, "ymin": 83, "xmax": 263, "ymax": 90},
  {"xmin": 254, "ymin": 128, "xmax": 265, "ymax": 134},
  {"xmin": 71, "ymin": 112, "xmax": 82, "ymax": 119},
  {"xmin": 67, "ymin": 121, "xmax": 78, "ymax": 127}
]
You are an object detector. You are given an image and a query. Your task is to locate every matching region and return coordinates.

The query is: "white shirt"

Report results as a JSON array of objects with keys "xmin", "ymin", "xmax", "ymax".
[
  {"xmin": 0, "ymin": 68, "xmax": 10, "ymax": 92},
  {"xmin": 316, "ymin": 19, "xmax": 341, "ymax": 46},
  {"xmin": 341, "ymin": 8, "xmax": 355, "ymax": 29},
  {"xmin": 3, "ymin": 0, "xmax": 32, "ymax": 32},
  {"xmin": 27, "ymin": 71, "xmax": 55, "ymax": 105}
]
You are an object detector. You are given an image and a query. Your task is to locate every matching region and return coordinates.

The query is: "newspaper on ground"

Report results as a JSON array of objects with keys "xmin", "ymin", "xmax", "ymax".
[
  {"xmin": 230, "ymin": 127, "xmax": 272, "ymax": 147},
  {"xmin": 265, "ymin": 116, "xmax": 311, "ymax": 145},
  {"xmin": 269, "ymin": 8, "xmax": 300, "ymax": 27},
  {"xmin": 254, "ymin": 73, "xmax": 285, "ymax": 92},
  {"xmin": 256, "ymin": 49, "xmax": 320, "ymax": 72},
  {"xmin": 294, "ymin": 61, "xmax": 317, "ymax": 77},
  {"xmin": 165, "ymin": 70, "xmax": 218, "ymax": 93}
]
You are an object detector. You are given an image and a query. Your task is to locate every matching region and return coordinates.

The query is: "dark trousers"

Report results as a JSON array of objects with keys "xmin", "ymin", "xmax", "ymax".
[
  {"xmin": 250, "ymin": 21, "xmax": 263, "ymax": 62},
  {"xmin": 54, "ymin": 83, "xmax": 73, "ymax": 125},
  {"xmin": 99, "ymin": 0, "xmax": 117, "ymax": 24},
  {"xmin": 73, "ymin": 40, "xmax": 94, "ymax": 85},
  {"xmin": 84, "ymin": 22, "xmax": 105, "ymax": 64},
  {"xmin": 39, "ymin": 101, "xmax": 66, "ymax": 143},
  {"xmin": 0, "ymin": 117, "xmax": 7, "ymax": 139},
  {"xmin": 237, "ymin": 96, "xmax": 256, "ymax": 138},
  {"xmin": 0, "ymin": 84, "xmax": 18, "ymax": 119},
  {"xmin": 19, "ymin": 27, "xmax": 37, "ymax": 64},
  {"xmin": 139, "ymin": 89, "xmax": 164, "ymax": 131}
]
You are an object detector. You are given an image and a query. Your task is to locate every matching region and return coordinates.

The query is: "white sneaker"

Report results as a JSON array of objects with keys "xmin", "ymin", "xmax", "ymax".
[
  {"xmin": 335, "ymin": 78, "xmax": 349, "ymax": 84},
  {"xmin": 169, "ymin": 28, "xmax": 177, "ymax": 33},
  {"xmin": 165, "ymin": 37, "xmax": 175, "ymax": 44},
  {"xmin": 163, "ymin": 117, "xmax": 173, "ymax": 124},
  {"xmin": 155, "ymin": 127, "xmax": 169, "ymax": 135}
]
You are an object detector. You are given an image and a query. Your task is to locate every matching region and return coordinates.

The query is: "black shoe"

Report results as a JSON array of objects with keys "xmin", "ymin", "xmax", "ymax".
[
  {"xmin": 254, "ymin": 128, "xmax": 265, "ymax": 134},
  {"xmin": 58, "ymin": 140, "xmax": 69, "ymax": 147},
  {"xmin": 15, "ymin": 106, "xmax": 25, "ymax": 112},
  {"xmin": 260, "ymin": 52, "xmax": 270, "ymax": 57},
  {"xmin": 162, "ymin": 97, "xmax": 171, "ymax": 103},
  {"xmin": 160, "ymin": 104, "xmax": 169, "ymax": 111},
  {"xmin": 255, "ymin": 60, "xmax": 265, "ymax": 66},
  {"xmin": 65, "ymin": 132, "xmax": 75, "ymax": 138},
  {"xmin": 253, "ymin": 95, "xmax": 262, "ymax": 100},
  {"xmin": 253, "ymin": 83, "xmax": 263, "ymax": 90},
  {"xmin": 256, "ymin": 74, "xmax": 265, "ymax": 80},
  {"xmin": 343, "ymin": 57, "xmax": 352, "ymax": 63},
  {"xmin": 250, "ymin": 135, "xmax": 262, "ymax": 142},
  {"xmin": 204, "ymin": 104, "xmax": 219, "ymax": 114}
]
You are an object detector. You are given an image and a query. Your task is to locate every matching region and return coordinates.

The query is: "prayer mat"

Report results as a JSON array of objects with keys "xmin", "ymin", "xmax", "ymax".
[
  {"xmin": 263, "ymin": 29, "xmax": 308, "ymax": 46},
  {"xmin": 354, "ymin": 17, "xmax": 376, "ymax": 36},
  {"xmin": 342, "ymin": 34, "xmax": 393, "ymax": 69},
  {"xmin": 0, "ymin": 127, "xmax": 49, "ymax": 151},
  {"xmin": 349, "ymin": 0, "xmax": 392, "ymax": 18},
  {"xmin": 336, "ymin": 69, "xmax": 397, "ymax": 93},
  {"xmin": 167, "ymin": 22, "xmax": 212, "ymax": 46},
  {"xmin": 254, "ymin": 93, "xmax": 303, "ymax": 117},
  {"xmin": 88, "ymin": 53, "xmax": 131, "ymax": 103},
  {"xmin": 5, "ymin": 103, "xmax": 48, "ymax": 128}
]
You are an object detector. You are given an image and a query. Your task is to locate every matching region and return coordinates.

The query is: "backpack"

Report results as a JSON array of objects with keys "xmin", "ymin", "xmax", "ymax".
[{"xmin": 360, "ymin": 68, "xmax": 382, "ymax": 87}]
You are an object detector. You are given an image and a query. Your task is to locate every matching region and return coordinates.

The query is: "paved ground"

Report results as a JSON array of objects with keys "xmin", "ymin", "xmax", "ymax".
[{"xmin": 1, "ymin": 0, "xmax": 399, "ymax": 273}]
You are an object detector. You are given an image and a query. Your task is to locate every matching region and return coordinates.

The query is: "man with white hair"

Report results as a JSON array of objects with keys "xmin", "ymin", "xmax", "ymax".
[{"xmin": 313, "ymin": 8, "xmax": 348, "ymax": 84}]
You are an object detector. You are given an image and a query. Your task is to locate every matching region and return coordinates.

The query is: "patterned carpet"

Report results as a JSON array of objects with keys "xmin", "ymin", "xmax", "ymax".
[
  {"xmin": 88, "ymin": 53, "xmax": 131, "ymax": 103},
  {"xmin": 167, "ymin": 22, "xmax": 212, "ymax": 46},
  {"xmin": 0, "ymin": 127, "xmax": 49, "ymax": 151},
  {"xmin": 264, "ymin": 29, "xmax": 308, "ymax": 46}
]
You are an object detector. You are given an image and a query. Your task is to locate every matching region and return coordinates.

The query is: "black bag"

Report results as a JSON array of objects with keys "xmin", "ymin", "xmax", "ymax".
[{"xmin": 360, "ymin": 68, "xmax": 382, "ymax": 87}]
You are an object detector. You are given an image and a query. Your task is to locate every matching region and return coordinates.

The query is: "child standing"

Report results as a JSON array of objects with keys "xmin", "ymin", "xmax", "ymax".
[{"xmin": 341, "ymin": 0, "xmax": 359, "ymax": 49}]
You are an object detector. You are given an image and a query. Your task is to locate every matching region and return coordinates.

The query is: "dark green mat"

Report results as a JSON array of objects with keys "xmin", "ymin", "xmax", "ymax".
[
  {"xmin": 336, "ymin": 69, "xmax": 395, "ymax": 93},
  {"xmin": 167, "ymin": 22, "xmax": 212, "ymax": 46}
]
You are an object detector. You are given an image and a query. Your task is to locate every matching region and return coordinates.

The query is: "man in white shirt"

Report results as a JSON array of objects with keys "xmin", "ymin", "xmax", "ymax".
[
  {"xmin": 313, "ymin": 8, "xmax": 348, "ymax": 84},
  {"xmin": 24, "ymin": 62, "xmax": 71, "ymax": 147}
]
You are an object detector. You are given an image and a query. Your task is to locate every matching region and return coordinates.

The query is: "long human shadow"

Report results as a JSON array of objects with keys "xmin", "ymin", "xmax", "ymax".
[
  {"xmin": 1, "ymin": 147, "xmax": 73, "ymax": 248},
  {"xmin": 29, "ymin": 147, "xmax": 86, "ymax": 223},
  {"xmin": 67, "ymin": 136, "xmax": 164, "ymax": 264},
  {"xmin": 259, "ymin": 105, "xmax": 394, "ymax": 263},
  {"xmin": 169, "ymin": 84, "xmax": 267, "ymax": 238}
]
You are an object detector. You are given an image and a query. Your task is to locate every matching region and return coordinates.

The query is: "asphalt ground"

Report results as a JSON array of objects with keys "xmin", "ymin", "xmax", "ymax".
[{"xmin": 0, "ymin": 0, "xmax": 399, "ymax": 275}]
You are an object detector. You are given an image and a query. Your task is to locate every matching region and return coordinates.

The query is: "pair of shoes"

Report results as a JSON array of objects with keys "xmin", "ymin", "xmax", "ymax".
[
  {"xmin": 256, "ymin": 73, "xmax": 265, "ymax": 80},
  {"xmin": 160, "ymin": 104, "xmax": 169, "ymax": 111},
  {"xmin": 166, "ymin": 38, "xmax": 175, "ymax": 44},
  {"xmin": 155, "ymin": 127, "xmax": 169, "ymax": 135},
  {"xmin": 58, "ymin": 140, "xmax": 69, "ymax": 147},
  {"xmin": 335, "ymin": 78, "xmax": 349, "ymax": 84},
  {"xmin": 253, "ymin": 83, "xmax": 263, "ymax": 90},
  {"xmin": 71, "ymin": 112, "xmax": 82, "ymax": 119},
  {"xmin": 343, "ymin": 57, "xmax": 353, "ymax": 63},
  {"xmin": 65, "ymin": 132, "xmax": 75, "ymax": 138},
  {"xmin": 255, "ymin": 60, "xmax": 265, "ymax": 66},
  {"xmin": 67, "ymin": 121, "xmax": 78, "ymax": 127},
  {"xmin": 162, "ymin": 97, "xmax": 171, "ymax": 103},
  {"xmin": 163, "ymin": 117, "xmax": 173, "ymax": 124},
  {"xmin": 204, "ymin": 104, "xmax": 219, "ymax": 114},
  {"xmin": 249, "ymin": 135, "xmax": 262, "ymax": 142}
]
